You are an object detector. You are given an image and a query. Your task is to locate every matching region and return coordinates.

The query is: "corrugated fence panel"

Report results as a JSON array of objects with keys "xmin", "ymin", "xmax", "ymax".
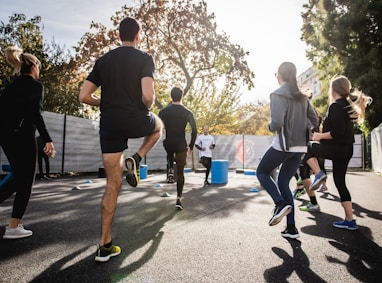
[
  {"xmin": 244, "ymin": 135, "xmax": 274, "ymax": 169},
  {"xmin": 64, "ymin": 115, "xmax": 102, "ymax": 172},
  {"xmin": 0, "ymin": 111, "xmax": 369, "ymax": 174},
  {"xmin": 371, "ymin": 123, "xmax": 382, "ymax": 173},
  {"xmin": 324, "ymin": 134, "xmax": 363, "ymax": 168}
]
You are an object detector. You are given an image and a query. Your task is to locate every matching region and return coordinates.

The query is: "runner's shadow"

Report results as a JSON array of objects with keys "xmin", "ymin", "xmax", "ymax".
[
  {"xmin": 301, "ymin": 211, "xmax": 382, "ymax": 281},
  {"xmin": 264, "ymin": 240, "xmax": 326, "ymax": 282},
  {"xmin": 319, "ymin": 193, "xmax": 382, "ymax": 220},
  {"xmin": 30, "ymin": 206, "xmax": 177, "ymax": 283}
]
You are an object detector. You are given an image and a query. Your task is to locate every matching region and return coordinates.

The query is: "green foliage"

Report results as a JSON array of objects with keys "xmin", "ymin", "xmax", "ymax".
[
  {"xmin": 0, "ymin": 14, "xmax": 44, "ymax": 88},
  {"xmin": 0, "ymin": 13, "xmax": 82, "ymax": 116},
  {"xmin": 233, "ymin": 101, "xmax": 271, "ymax": 135},
  {"xmin": 301, "ymin": 0, "xmax": 382, "ymax": 130},
  {"xmin": 74, "ymin": 0, "xmax": 255, "ymax": 128},
  {"xmin": 1, "ymin": 3, "xmax": 259, "ymax": 129}
]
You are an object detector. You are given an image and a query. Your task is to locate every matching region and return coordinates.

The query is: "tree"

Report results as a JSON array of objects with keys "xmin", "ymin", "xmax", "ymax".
[
  {"xmin": 41, "ymin": 42, "xmax": 84, "ymax": 116},
  {"xmin": 0, "ymin": 14, "xmax": 83, "ymax": 116},
  {"xmin": 234, "ymin": 101, "xmax": 271, "ymax": 135},
  {"xmin": 74, "ymin": 0, "xmax": 255, "ymax": 126},
  {"xmin": 301, "ymin": 0, "xmax": 382, "ymax": 130},
  {"xmin": 0, "ymin": 14, "xmax": 44, "ymax": 88}
]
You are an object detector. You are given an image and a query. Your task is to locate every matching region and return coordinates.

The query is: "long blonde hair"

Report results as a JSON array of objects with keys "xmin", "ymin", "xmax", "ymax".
[
  {"xmin": 5, "ymin": 46, "xmax": 41, "ymax": 75},
  {"xmin": 330, "ymin": 75, "xmax": 372, "ymax": 123}
]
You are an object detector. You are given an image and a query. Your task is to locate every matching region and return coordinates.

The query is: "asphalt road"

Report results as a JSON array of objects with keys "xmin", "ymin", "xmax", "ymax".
[{"xmin": 1, "ymin": 169, "xmax": 382, "ymax": 283}]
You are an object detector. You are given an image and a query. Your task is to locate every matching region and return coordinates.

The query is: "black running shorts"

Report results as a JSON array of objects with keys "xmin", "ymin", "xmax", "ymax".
[{"xmin": 99, "ymin": 112, "xmax": 157, "ymax": 153}]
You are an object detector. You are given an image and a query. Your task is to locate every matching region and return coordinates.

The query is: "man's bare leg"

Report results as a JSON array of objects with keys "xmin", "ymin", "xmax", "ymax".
[
  {"xmin": 100, "ymin": 152, "xmax": 124, "ymax": 246},
  {"xmin": 136, "ymin": 114, "xmax": 163, "ymax": 158}
]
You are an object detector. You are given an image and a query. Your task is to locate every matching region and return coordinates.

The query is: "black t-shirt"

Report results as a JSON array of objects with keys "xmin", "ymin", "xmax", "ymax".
[
  {"xmin": 158, "ymin": 104, "xmax": 197, "ymax": 149},
  {"xmin": 86, "ymin": 46, "xmax": 155, "ymax": 132}
]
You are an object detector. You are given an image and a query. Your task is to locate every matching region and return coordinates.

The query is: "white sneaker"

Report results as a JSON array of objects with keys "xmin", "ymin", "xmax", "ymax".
[
  {"xmin": 299, "ymin": 202, "xmax": 321, "ymax": 212},
  {"xmin": 3, "ymin": 224, "xmax": 33, "ymax": 239}
]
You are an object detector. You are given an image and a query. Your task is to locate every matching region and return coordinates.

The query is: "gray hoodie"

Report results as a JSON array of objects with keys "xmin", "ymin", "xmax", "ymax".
[{"xmin": 269, "ymin": 84, "xmax": 318, "ymax": 152}]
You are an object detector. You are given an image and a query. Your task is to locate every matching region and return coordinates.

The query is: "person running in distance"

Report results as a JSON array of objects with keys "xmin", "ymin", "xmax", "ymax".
[
  {"xmin": 79, "ymin": 17, "xmax": 163, "ymax": 262},
  {"xmin": 195, "ymin": 126, "xmax": 215, "ymax": 186},
  {"xmin": 158, "ymin": 87, "xmax": 197, "ymax": 210}
]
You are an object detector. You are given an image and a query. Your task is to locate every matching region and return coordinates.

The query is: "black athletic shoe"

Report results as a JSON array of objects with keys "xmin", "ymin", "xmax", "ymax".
[
  {"xmin": 281, "ymin": 226, "xmax": 300, "ymax": 239},
  {"xmin": 268, "ymin": 201, "xmax": 292, "ymax": 226},
  {"xmin": 125, "ymin": 156, "xmax": 139, "ymax": 187},
  {"xmin": 175, "ymin": 199, "xmax": 184, "ymax": 210}
]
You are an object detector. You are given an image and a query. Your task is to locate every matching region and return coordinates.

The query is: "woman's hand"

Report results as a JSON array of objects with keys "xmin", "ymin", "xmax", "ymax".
[
  {"xmin": 311, "ymin": 132, "xmax": 322, "ymax": 142},
  {"xmin": 312, "ymin": 131, "xmax": 332, "ymax": 142},
  {"xmin": 44, "ymin": 142, "xmax": 56, "ymax": 157}
]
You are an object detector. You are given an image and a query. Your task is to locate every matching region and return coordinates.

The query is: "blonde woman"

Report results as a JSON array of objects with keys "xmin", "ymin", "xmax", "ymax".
[
  {"xmin": 0, "ymin": 46, "xmax": 55, "ymax": 239},
  {"xmin": 307, "ymin": 75, "xmax": 372, "ymax": 230}
]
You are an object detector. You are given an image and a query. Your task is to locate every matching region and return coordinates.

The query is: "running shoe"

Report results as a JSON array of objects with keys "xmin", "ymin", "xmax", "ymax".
[
  {"xmin": 281, "ymin": 226, "xmax": 300, "ymax": 239},
  {"xmin": 293, "ymin": 188, "xmax": 306, "ymax": 199},
  {"xmin": 167, "ymin": 168, "xmax": 174, "ymax": 183},
  {"xmin": 175, "ymin": 199, "xmax": 184, "ymax": 210},
  {"xmin": 125, "ymin": 156, "xmax": 140, "ymax": 187},
  {"xmin": 95, "ymin": 243, "xmax": 121, "ymax": 262},
  {"xmin": 268, "ymin": 201, "xmax": 292, "ymax": 226},
  {"xmin": 299, "ymin": 202, "xmax": 320, "ymax": 212},
  {"xmin": 204, "ymin": 180, "xmax": 211, "ymax": 186},
  {"xmin": 310, "ymin": 171, "xmax": 327, "ymax": 191},
  {"xmin": 3, "ymin": 224, "xmax": 33, "ymax": 239},
  {"xmin": 317, "ymin": 184, "xmax": 329, "ymax": 193},
  {"xmin": 333, "ymin": 219, "xmax": 358, "ymax": 230},
  {"xmin": 296, "ymin": 177, "xmax": 303, "ymax": 186}
]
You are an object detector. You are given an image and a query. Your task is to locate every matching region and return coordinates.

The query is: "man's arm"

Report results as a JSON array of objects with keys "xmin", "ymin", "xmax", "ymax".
[
  {"xmin": 79, "ymin": 80, "xmax": 100, "ymax": 106},
  {"xmin": 141, "ymin": 77, "xmax": 155, "ymax": 109},
  {"xmin": 188, "ymin": 113, "xmax": 198, "ymax": 150},
  {"xmin": 210, "ymin": 136, "xmax": 216, "ymax": 149}
]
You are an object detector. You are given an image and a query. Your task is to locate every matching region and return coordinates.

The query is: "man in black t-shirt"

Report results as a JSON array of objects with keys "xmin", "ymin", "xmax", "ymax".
[
  {"xmin": 158, "ymin": 87, "xmax": 197, "ymax": 210},
  {"xmin": 79, "ymin": 17, "xmax": 163, "ymax": 263}
]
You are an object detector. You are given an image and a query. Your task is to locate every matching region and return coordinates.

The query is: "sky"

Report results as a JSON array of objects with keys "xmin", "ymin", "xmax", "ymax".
[{"xmin": 0, "ymin": 0, "xmax": 311, "ymax": 103}]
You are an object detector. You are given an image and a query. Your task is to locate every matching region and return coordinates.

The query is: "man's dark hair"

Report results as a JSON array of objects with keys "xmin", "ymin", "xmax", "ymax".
[
  {"xmin": 119, "ymin": 17, "xmax": 141, "ymax": 42},
  {"xmin": 171, "ymin": 87, "xmax": 183, "ymax": 102}
]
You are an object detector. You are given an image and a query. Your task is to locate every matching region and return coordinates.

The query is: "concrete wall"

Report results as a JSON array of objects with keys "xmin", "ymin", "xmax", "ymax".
[{"xmin": 0, "ymin": 112, "xmax": 367, "ymax": 174}]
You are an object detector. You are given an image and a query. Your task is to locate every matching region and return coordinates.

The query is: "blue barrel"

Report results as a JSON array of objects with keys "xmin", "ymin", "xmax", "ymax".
[
  {"xmin": 140, "ymin": 165, "xmax": 148, "ymax": 180},
  {"xmin": 211, "ymin": 160, "xmax": 228, "ymax": 184}
]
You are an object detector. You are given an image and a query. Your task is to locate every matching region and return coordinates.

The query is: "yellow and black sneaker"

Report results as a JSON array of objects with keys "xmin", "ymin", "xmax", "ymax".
[
  {"xmin": 125, "ymin": 156, "xmax": 140, "ymax": 187},
  {"xmin": 95, "ymin": 243, "xmax": 121, "ymax": 262}
]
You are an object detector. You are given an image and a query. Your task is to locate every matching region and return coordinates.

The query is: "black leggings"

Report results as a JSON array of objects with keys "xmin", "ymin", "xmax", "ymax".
[
  {"xmin": 306, "ymin": 143, "xmax": 353, "ymax": 202},
  {"xmin": 164, "ymin": 140, "xmax": 187, "ymax": 198},
  {"xmin": 0, "ymin": 130, "xmax": 37, "ymax": 219},
  {"xmin": 200, "ymin": 156, "xmax": 212, "ymax": 181}
]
